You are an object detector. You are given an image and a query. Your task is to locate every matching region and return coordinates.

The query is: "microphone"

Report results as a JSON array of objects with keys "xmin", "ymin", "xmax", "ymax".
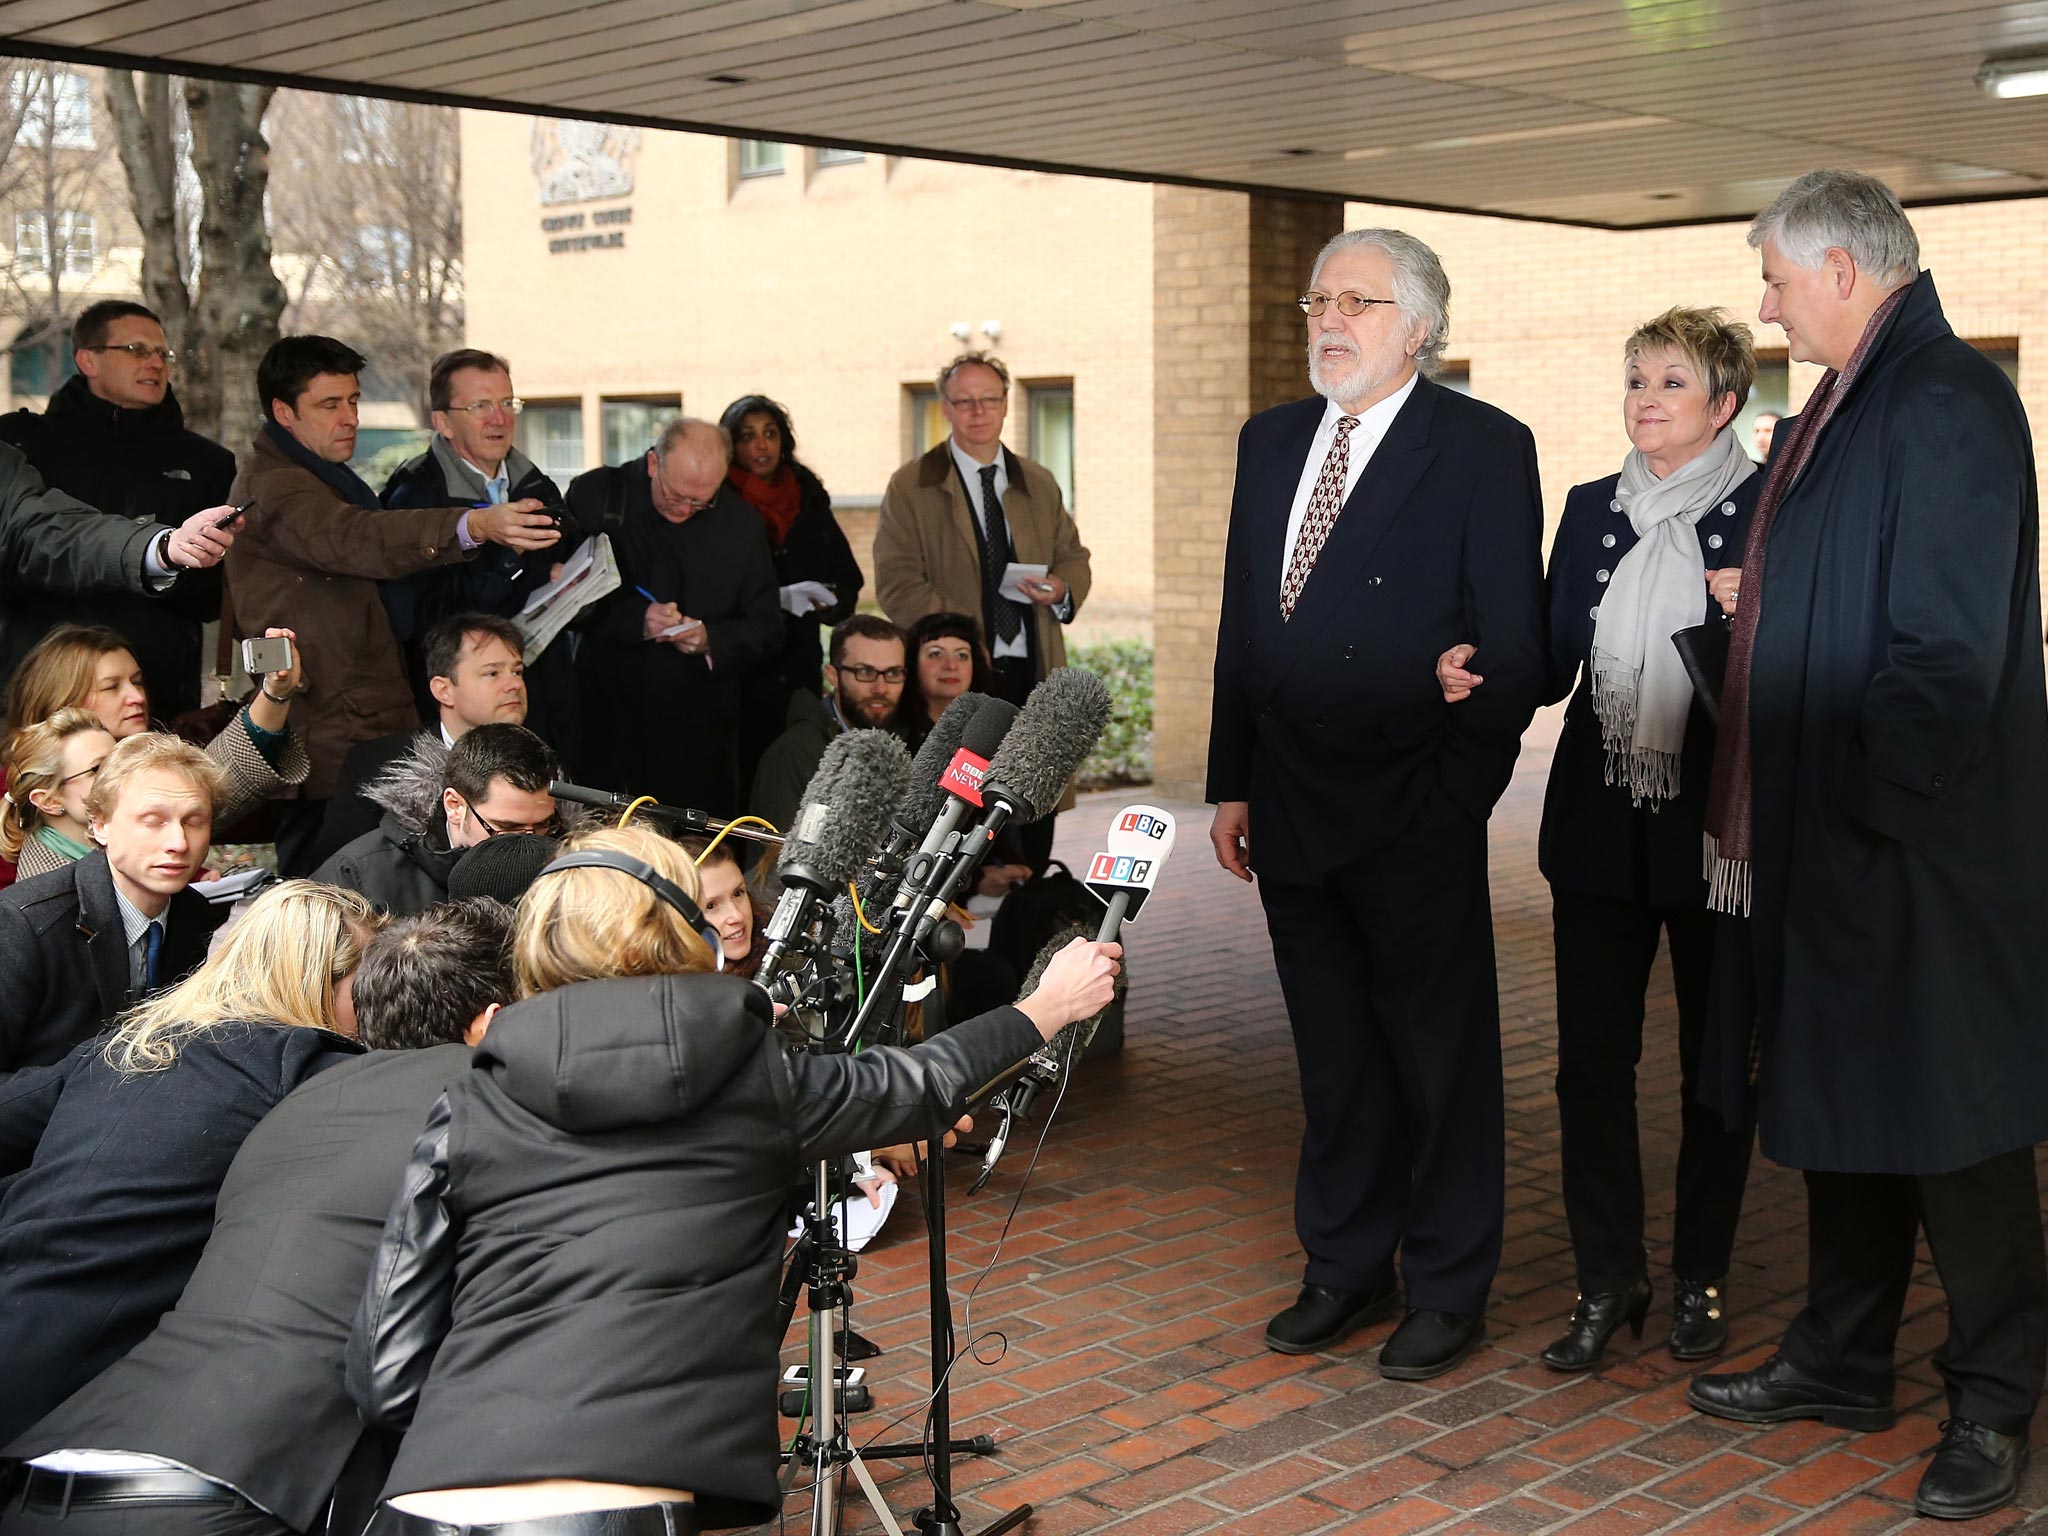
[
  {"xmin": 546, "ymin": 781, "xmax": 782, "ymax": 847},
  {"xmin": 880, "ymin": 695, "xmax": 1018, "ymax": 916},
  {"xmin": 839, "ymin": 669, "xmax": 1108, "ymax": 1050},
  {"xmin": 972, "ymin": 803, "xmax": 1177, "ymax": 1192},
  {"xmin": 755, "ymin": 729, "xmax": 910, "ymax": 987}
]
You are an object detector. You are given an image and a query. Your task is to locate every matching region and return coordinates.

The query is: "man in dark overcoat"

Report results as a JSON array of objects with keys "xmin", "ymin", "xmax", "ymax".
[
  {"xmin": 1687, "ymin": 169, "xmax": 2048, "ymax": 1523},
  {"xmin": 1207, "ymin": 228, "xmax": 1546, "ymax": 1379}
]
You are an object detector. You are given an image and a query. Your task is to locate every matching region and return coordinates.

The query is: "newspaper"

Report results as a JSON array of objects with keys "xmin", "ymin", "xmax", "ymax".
[{"xmin": 514, "ymin": 535, "xmax": 620, "ymax": 663}]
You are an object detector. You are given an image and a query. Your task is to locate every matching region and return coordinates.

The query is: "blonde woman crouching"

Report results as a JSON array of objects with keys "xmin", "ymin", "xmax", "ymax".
[{"xmin": 349, "ymin": 824, "xmax": 1121, "ymax": 1536}]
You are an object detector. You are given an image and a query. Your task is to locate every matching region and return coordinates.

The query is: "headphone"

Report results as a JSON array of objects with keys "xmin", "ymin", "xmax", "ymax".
[{"xmin": 534, "ymin": 850, "xmax": 725, "ymax": 971}]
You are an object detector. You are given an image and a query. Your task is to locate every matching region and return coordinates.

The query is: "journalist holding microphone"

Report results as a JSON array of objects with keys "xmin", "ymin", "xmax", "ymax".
[
  {"xmin": 346, "ymin": 823, "xmax": 1120, "ymax": 1536},
  {"xmin": 1438, "ymin": 306, "xmax": 1761, "ymax": 1371}
]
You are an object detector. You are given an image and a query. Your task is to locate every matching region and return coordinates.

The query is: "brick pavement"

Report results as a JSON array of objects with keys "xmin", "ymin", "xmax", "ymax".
[{"xmin": 771, "ymin": 714, "xmax": 2048, "ymax": 1536}]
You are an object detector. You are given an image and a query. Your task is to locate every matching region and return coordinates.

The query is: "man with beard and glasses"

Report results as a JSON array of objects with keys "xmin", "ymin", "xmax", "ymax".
[
  {"xmin": 1207, "ymin": 227, "xmax": 1546, "ymax": 1379},
  {"xmin": 747, "ymin": 613, "xmax": 907, "ymax": 833}
]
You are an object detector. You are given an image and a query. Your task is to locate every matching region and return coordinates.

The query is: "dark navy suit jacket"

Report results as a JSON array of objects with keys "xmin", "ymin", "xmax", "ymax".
[
  {"xmin": 1206, "ymin": 380, "xmax": 1547, "ymax": 883},
  {"xmin": 1535, "ymin": 470, "xmax": 1759, "ymax": 908}
]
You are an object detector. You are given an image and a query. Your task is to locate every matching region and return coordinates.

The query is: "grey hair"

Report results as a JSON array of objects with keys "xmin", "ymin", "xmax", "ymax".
[
  {"xmin": 1747, "ymin": 170, "xmax": 1920, "ymax": 288},
  {"xmin": 652, "ymin": 415, "xmax": 733, "ymax": 465},
  {"xmin": 1308, "ymin": 227, "xmax": 1452, "ymax": 377}
]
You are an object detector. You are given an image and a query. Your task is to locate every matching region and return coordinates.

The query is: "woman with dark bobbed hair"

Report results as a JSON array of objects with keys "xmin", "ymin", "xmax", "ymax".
[
  {"xmin": 896, "ymin": 610, "xmax": 999, "ymax": 753},
  {"xmin": 347, "ymin": 823, "xmax": 1120, "ymax": 1535},
  {"xmin": 718, "ymin": 394, "xmax": 866, "ymax": 784},
  {"xmin": 1439, "ymin": 306, "xmax": 1761, "ymax": 1373}
]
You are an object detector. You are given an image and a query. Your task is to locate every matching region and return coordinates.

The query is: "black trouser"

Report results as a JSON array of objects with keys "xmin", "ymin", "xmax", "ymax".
[
  {"xmin": 1256, "ymin": 808, "xmax": 1503, "ymax": 1314},
  {"xmin": 1, "ymin": 1493, "xmax": 287, "ymax": 1535},
  {"xmin": 991, "ymin": 653, "xmax": 1055, "ymax": 871},
  {"xmin": 1551, "ymin": 889, "xmax": 1756, "ymax": 1293},
  {"xmin": 1778, "ymin": 1148, "xmax": 2048, "ymax": 1434},
  {"xmin": 363, "ymin": 1502, "xmax": 699, "ymax": 1535}
]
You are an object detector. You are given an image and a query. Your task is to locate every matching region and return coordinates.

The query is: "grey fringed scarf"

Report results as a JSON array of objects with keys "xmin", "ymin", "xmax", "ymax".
[{"xmin": 1590, "ymin": 428, "xmax": 1754, "ymax": 806}]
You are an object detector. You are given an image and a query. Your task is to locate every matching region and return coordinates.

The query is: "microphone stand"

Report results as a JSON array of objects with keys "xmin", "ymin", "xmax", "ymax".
[{"xmin": 847, "ymin": 838, "xmax": 1031, "ymax": 1536}]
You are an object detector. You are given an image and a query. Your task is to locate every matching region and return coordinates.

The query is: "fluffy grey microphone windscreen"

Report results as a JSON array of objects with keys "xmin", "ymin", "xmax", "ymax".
[
  {"xmin": 981, "ymin": 667, "xmax": 1112, "ymax": 823},
  {"xmin": 895, "ymin": 692, "xmax": 989, "ymax": 836},
  {"xmin": 1017, "ymin": 924, "xmax": 1128, "ymax": 1057},
  {"xmin": 777, "ymin": 729, "xmax": 911, "ymax": 885}
]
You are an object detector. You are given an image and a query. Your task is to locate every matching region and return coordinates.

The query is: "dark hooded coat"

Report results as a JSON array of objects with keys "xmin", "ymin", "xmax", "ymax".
[
  {"xmin": 346, "ymin": 972, "xmax": 1041, "ymax": 1527},
  {"xmin": 1704, "ymin": 272, "xmax": 2048, "ymax": 1174},
  {"xmin": 310, "ymin": 737, "xmax": 463, "ymax": 918}
]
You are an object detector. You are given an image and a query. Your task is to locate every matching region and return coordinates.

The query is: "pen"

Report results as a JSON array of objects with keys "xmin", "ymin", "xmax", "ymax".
[{"xmin": 635, "ymin": 585, "xmax": 665, "ymax": 605}]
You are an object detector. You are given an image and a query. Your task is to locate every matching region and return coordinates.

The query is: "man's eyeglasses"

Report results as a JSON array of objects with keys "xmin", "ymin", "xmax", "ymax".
[
  {"xmin": 840, "ymin": 665, "xmax": 906, "ymax": 685},
  {"xmin": 1297, "ymin": 292, "xmax": 1398, "ymax": 318},
  {"xmin": 469, "ymin": 806, "xmax": 561, "ymax": 838},
  {"xmin": 447, "ymin": 397, "xmax": 525, "ymax": 418},
  {"xmin": 88, "ymin": 342, "xmax": 175, "ymax": 364},
  {"xmin": 945, "ymin": 395, "xmax": 1006, "ymax": 413}
]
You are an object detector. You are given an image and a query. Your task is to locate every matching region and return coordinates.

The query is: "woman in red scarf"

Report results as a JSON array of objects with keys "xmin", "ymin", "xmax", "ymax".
[{"xmin": 718, "ymin": 395, "xmax": 865, "ymax": 792}]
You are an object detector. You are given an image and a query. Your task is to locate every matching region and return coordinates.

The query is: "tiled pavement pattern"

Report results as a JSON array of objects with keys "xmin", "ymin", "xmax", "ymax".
[{"xmin": 770, "ymin": 714, "xmax": 2048, "ymax": 1535}]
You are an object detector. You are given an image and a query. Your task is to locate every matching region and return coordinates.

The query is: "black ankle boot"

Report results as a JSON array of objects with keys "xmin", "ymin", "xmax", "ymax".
[
  {"xmin": 1669, "ymin": 1277, "xmax": 1728, "ymax": 1360},
  {"xmin": 1540, "ymin": 1277, "xmax": 1651, "ymax": 1372}
]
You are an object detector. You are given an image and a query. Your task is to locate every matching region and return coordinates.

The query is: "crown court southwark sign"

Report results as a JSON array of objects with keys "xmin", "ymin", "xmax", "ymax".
[{"xmin": 531, "ymin": 119, "xmax": 640, "ymax": 253}]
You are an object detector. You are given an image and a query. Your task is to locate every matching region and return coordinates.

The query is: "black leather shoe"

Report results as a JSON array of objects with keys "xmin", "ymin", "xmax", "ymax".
[
  {"xmin": 1915, "ymin": 1419, "xmax": 2028, "ymax": 1520},
  {"xmin": 1686, "ymin": 1353, "xmax": 1895, "ymax": 1431},
  {"xmin": 1263, "ymin": 1284, "xmax": 1399, "ymax": 1355},
  {"xmin": 1378, "ymin": 1308, "xmax": 1484, "ymax": 1380},
  {"xmin": 1668, "ymin": 1276, "xmax": 1728, "ymax": 1361},
  {"xmin": 1540, "ymin": 1278, "xmax": 1651, "ymax": 1372}
]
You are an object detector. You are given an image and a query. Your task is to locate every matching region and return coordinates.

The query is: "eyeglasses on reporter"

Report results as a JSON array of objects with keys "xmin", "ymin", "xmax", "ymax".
[
  {"xmin": 446, "ymin": 397, "xmax": 525, "ymax": 418},
  {"xmin": 1297, "ymin": 291, "xmax": 1399, "ymax": 318},
  {"xmin": 837, "ymin": 664, "xmax": 907, "ymax": 685},
  {"xmin": 88, "ymin": 342, "xmax": 175, "ymax": 364}
]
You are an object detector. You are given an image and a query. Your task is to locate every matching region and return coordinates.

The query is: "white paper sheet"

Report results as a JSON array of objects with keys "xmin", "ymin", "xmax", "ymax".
[{"xmin": 998, "ymin": 562, "xmax": 1051, "ymax": 602}]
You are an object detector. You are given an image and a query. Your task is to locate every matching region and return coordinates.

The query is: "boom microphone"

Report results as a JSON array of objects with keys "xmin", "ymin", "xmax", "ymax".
[{"xmin": 756, "ymin": 729, "xmax": 910, "ymax": 986}]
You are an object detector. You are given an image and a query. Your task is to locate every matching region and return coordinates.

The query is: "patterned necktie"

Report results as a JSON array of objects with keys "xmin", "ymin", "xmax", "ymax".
[
  {"xmin": 978, "ymin": 463, "xmax": 1022, "ymax": 645},
  {"xmin": 143, "ymin": 919, "xmax": 164, "ymax": 990},
  {"xmin": 1280, "ymin": 414, "xmax": 1359, "ymax": 620}
]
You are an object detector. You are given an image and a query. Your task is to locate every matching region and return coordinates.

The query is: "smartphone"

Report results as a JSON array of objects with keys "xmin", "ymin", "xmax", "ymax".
[
  {"xmin": 241, "ymin": 636, "xmax": 293, "ymax": 676},
  {"xmin": 214, "ymin": 501, "xmax": 253, "ymax": 531}
]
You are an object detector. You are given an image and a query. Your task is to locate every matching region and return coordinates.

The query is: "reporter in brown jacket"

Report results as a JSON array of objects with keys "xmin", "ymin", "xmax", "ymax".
[{"xmin": 225, "ymin": 336, "xmax": 559, "ymax": 873}]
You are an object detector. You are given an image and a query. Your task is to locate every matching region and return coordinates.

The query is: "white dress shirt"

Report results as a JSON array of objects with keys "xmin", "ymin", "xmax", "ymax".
[{"xmin": 1279, "ymin": 374, "xmax": 1420, "ymax": 581}]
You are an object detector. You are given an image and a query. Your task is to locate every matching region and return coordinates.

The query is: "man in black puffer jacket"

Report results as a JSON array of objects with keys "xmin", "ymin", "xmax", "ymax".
[
  {"xmin": 314, "ymin": 724, "xmax": 562, "ymax": 918},
  {"xmin": 0, "ymin": 300, "xmax": 236, "ymax": 717}
]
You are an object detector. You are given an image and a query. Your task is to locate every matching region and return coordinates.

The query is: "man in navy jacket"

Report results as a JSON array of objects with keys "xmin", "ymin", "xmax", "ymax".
[{"xmin": 1208, "ymin": 228, "xmax": 1545, "ymax": 1378}]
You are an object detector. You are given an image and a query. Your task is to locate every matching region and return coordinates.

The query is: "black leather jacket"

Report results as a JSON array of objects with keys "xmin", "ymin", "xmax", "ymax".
[{"xmin": 345, "ymin": 971, "xmax": 1041, "ymax": 1527}]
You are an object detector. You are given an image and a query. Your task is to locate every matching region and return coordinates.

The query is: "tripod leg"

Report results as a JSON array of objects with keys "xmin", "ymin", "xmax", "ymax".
[{"xmin": 848, "ymin": 1451, "xmax": 908, "ymax": 1536}]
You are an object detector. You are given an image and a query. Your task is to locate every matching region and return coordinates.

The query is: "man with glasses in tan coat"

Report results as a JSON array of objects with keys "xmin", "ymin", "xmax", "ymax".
[{"xmin": 874, "ymin": 352, "xmax": 1091, "ymax": 863}]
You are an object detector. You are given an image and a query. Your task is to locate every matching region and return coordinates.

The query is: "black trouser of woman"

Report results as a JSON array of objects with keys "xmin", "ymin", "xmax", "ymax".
[{"xmin": 1551, "ymin": 888, "xmax": 1756, "ymax": 1294}]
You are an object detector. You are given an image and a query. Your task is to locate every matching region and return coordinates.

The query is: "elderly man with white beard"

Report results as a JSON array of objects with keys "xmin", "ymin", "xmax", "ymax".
[{"xmin": 1207, "ymin": 228, "xmax": 1547, "ymax": 1378}]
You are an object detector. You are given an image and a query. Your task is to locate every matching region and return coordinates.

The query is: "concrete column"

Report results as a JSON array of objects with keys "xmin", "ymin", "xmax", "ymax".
[{"xmin": 1150, "ymin": 186, "xmax": 1341, "ymax": 798}]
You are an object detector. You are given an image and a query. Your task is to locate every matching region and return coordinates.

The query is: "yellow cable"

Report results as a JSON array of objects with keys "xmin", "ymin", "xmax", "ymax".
[
  {"xmin": 847, "ymin": 880, "xmax": 884, "ymax": 934},
  {"xmin": 616, "ymin": 795, "xmax": 659, "ymax": 827},
  {"xmin": 694, "ymin": 814, "xmax": 781, "ymax": 865}
]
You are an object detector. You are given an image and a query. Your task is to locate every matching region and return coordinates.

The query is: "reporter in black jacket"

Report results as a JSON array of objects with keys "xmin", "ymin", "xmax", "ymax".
[
  {"xmin": 347, "ymin": 825, "xmax": 1120, "ymax": 1535},
  {"xmin": 1436, "ymin": 307, "xmax": 1761, "ymax": 1372},
  {"xmin": 4, "ymin": 900, "xmax": 515, "ymax": 1536},
  {"xmin": 0, "ymin": 880, "xmax": 377, "ymax": 1450},
  {"xmin": 0, "ymin": 733, "xmax": 229, "ymax": 1084}
]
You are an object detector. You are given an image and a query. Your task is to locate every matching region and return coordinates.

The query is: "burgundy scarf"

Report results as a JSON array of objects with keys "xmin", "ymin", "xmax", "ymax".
[
  {"xmin": 728, "ymin": 464, "xmax": 801, "ymax": 546},
  {"xmin": 1703, "ymin": 282, "xmax": 1912, "ymax": 914}
]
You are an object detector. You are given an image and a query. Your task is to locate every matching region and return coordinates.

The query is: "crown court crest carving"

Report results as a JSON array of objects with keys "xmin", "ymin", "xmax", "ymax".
[{"xmin": 530, "ymin": 119, "xmax": 642, "ymax": 206}]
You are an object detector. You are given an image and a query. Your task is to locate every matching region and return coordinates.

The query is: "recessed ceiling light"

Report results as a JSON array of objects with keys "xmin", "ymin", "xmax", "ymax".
[
  {"xmin": 1978, "ymin": 56, "xmax": 2048, "ymax": 99},
  {"xmin": 706, "ymin": 72, "xmax": 751, "ymax": 85},
  {"xmin": 1280, "ymin": 147, "xmax": 1316, "ymax": 158}
]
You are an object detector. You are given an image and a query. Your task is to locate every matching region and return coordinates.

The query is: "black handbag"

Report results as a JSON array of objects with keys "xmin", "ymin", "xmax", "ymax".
[{"xmin": 1671, "ymin": 619, "xmax": 1732, "ymax": 723}]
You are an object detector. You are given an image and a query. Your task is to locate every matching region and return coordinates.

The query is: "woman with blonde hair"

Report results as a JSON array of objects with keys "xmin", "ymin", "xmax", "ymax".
[
  {"xmin": 1439, "ymin": 305, "xmax": 1762, "ymax": 1370},
  {"xmin": 2, "ymin": 619, "xmax": 309, "ymax": 841},
  {"xmin": 0, "ymin": 879, "xmax": 377, "ymax": 1441},
  {"xmin": 349, "ymin": 823, "xmax": 1122, "ymax": 1536},
  {"xmin": 0, "ymin": 707, "xmax": 116, "ymax": 880}
]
